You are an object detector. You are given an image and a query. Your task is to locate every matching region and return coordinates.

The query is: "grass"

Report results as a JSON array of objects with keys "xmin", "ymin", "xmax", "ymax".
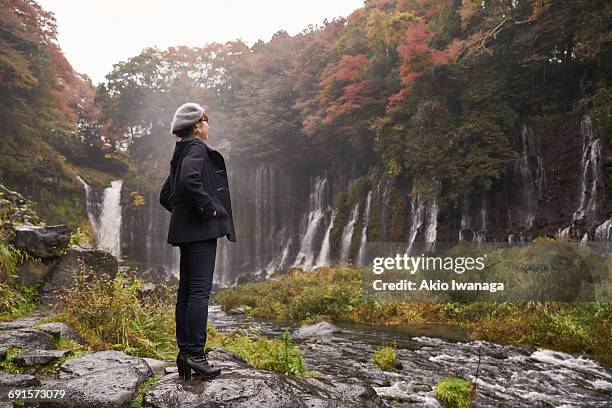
[
  {"xmin": 435, "ymin": 377, "xmax": 474, "ymax": 408},
  {"xmin": 131, "ymin": 374, "xmax": 163, "ymax": 408},
  {"xmin": 50, "ymin": 271, "xmax": 177, "ymax": 360},
  {"xmin": 207, "ymin": 326, "xmax": 306, "ymax": 376},
  {"xmin": 215, "ymin": 262, "xmax": 612, "ymax": 365},
  {"xmin": 0, "ymin": 347, "xmax": 26, "ymax": 374},
  {"xmin": 0, "ymin": 282, "xmax": 40, "ymax": 320},
  {"xmin": 371, "ymin": 344, "xmax": 398, "ymax": 371},
  {"xmin": 49, "ymin": 270, "xmax": 307, "ymax": 376}
]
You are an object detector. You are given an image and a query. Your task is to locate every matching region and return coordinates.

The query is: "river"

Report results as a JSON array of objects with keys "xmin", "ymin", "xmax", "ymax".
[{"xmin": 208, "ymin": 305, "xmax": 611, "ymax": 407}]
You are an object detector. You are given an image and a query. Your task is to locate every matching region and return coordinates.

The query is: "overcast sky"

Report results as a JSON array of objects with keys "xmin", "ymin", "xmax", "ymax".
[{"xmin": 36, "ymin": 0, "xmax": 364, "ymax": 85}]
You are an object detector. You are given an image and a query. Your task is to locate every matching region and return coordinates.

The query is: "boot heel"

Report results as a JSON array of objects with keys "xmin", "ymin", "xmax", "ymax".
[
  {"xmin": 177, "ymin": 359, "xmax": 184, "ymax": 378},
  {"xmin": 177, "ymin": 354, "xmax": 192, "ymax": 380},
  {"xmin": 181, "ymin": 367, "xmax": 192, "ymax": 380}
]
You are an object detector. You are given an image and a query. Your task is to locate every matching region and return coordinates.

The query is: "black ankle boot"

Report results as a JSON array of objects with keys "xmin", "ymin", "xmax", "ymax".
[{"xmin": 184, "ymin": 351, "xmax": 221, "ymax": 380}]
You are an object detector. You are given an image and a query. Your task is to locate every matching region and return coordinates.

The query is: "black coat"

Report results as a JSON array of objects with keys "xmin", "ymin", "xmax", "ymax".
[{"xmin": 159, "ymin": 135, "xmax": 236, "ymax": 245}]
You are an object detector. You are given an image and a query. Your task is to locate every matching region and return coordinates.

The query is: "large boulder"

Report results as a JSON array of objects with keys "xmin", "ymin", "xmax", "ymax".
[
  {"xmin": 41, "ymin": 245, "xmax": 118, "ymax": 295},
  {"xmin": 36, "ymin": 322, "xmax": 84, "ymax": 344},
  {"xmin": 13, "ymin": 349, "xmax": 71, "ymax": 366},
  {"xmin": 38, "ymin": 350, "xmax": 153, "ymax": 408},
  {"xmin": 144, "ymin": 348, "xmax": 387, "ymax": 408},
  {"xmin": 0, "ymin": 328, "xmax": 54, "ymax": 350},
  {"xmin": 12, "ymin": 225, "xmax": 71, "ymax": 259}
]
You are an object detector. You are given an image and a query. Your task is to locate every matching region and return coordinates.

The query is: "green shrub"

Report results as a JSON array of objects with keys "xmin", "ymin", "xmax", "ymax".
[
  {"xmin": 435, "ymin": 377, "xmax": 473, "ymax": 408},
  {"xmin": 207, "ymin": 327, "xmax": 306, "ymax": 376},
  {"xmin": 371, "ymin": 344, "xmax": 398, "ymax": 371},
  {"xmin": 0, "ymin": 283, "xmax": 39, "ymax": 319},
  {"xmin": 51, "ymin": 271, "xmax": 176, "ymax": 359}
]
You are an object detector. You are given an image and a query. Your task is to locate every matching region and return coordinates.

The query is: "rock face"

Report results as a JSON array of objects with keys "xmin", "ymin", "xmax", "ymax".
[
  {"xmin": 0, "ymin": 184, "xmax": 40, "ymax": 225},
  {"xmin": 42, "ymin": 245, "xmax": 118, "ymax": 295},
  {"xmin": 12, "ymin": 225, "xmax": 72, "ymax": 259},
  {"xmin": 17, "ymin": 258, "xmax": 52, "ymax": 286},
  {"xmin": 144, "ymin": 349, "xmax": 387, "ymax": 408}
]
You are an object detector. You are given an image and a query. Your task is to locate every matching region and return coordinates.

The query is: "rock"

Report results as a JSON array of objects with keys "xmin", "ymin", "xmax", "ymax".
[
  {"xmin": 17, "ymin": 258, "xmax": 52, "ymax": 286},
  {"xmin": 0, "ymin": 347, "xmax": 5, "ymax": 360},
  {"xmin": 0, "ymin": 328, "xmax": 54, "ymax": 350},
  {"xmin": 32, "ymin": 350, "xmax": 154, "ymax": 408},
  {"xmin": 293, "ymin": 321, "xmax": 338, "ymax": 340},
  {"xmin": 58, "ymin": 350, "xmax": 152, "ymax": 380},
  {"xmin": 12, "ymin": 224, "xmax": 71, "ymax": 259},
  {"xmin": 144, "ymin": 348, "xmax": 387, "ymax": 408},
  {"xmin": 36, "ymin": 322, "xmax": 84, "ymax": 344},
  {"xmin": 227, "ymin": 306, "xmax": 248, "ymax": 315},
  {"xmin": 139, "ymin": 282, "xmax": 157, "ymax": 296},
  {"xmin": 14, "ymin": 349, "xmax": 71, "ymax": 366},
  {"xmin": 143, "ymin": 358, "xmax": 170, "ymax": 376},
  {"xmin": 372, "ymin": 381, "xmax": 432, "ymax": 403},
  {"xmin": 42, "ymin": 245, "xmax": 118, "ymax": 295},
  {"xmin": 0, "ymin": 372, "xmax": 41, "ymax": 387},
  {"xmin": 42, "ymin": 366, "xmax": 147, "ymax": 408}
]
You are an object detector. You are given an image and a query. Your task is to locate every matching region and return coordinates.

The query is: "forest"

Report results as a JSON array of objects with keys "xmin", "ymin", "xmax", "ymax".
[{"xmin": 1, "ymin": 0, "xmax": 610, "ymax": 246}]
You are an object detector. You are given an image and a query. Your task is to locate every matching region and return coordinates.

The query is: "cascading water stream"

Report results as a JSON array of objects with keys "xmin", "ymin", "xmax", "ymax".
[
  {"xmin": 315, "ymin": 211, "xmax": 335, "ymax": 268},
  {"xmin": 406, "ymin": 195, "xmax": 425, "ymax": 254},
  {"xmin": 424, "ymin": 199, "xmax": 438, "ymax": 248},
  {"xmin": 560, "ymin": 115, "xmax": 604, "ymax": 239},
  {"xmin": 356, "ymin": 191, "xmax": 372, "ymax": 266},
  {"xmin": 514, "ymin": 124, "xmax": 546, "ymax": 231},
  {"xmin": 76, "ymin": 177, "xmax": 123, "ymax": 259},
  {"xmin": 595, "ymin": 219, "xmax": 612, "ymax": 241},
  {"xmin": 406, "ymin": 194, "xmax": 438, "ymax": 253},
  {"xmin": 340, "ymin": 203, "xmax": 360, "ymax": 264},
  {"xmin": 293, "ymin": 177, "xmax": 328, "ymax": 270},
  {"xmin": 573, "ymin": 115, "xmax": 603, "ymax": 226}
]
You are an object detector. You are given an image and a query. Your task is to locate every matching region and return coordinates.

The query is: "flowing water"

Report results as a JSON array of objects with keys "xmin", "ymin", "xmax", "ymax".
[
  {"xmin": 357, "ymin": 191, "xmax": 372, "ymax": 266},
  {"xmin": 77, "ymin": 176, "xmax": 123, "ymax": 258},
  {"xmin": 340, "ymin": 203, "xmax": 360, "ymax": 264},
  {"xmin": 208, "ymin": 305, "xmax": 612, "ymax": 408}
]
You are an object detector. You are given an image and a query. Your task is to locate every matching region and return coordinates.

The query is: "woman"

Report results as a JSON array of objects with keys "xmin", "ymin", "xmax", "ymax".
[{"xmin": 159, "ymin": 102, "xmax": 236, "ymax": 381}]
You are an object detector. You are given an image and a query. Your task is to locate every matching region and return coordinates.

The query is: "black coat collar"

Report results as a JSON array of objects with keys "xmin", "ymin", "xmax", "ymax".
[{"xmin": 178, "ymin": 135, "xmax": 226, "ymax": 169}]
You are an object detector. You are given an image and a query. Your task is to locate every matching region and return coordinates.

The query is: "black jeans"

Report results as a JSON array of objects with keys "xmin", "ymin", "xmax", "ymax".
[{"xmin": 176, "ymin": 238, "xmax": 217, "ymax": 355}]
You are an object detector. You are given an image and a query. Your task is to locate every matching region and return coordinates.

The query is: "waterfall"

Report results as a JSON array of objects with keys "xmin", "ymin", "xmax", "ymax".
[
  {"xmin": 572, "ymin": 115, "xmax": 603, "ymax": 227},
  {"xmin": 513, "ymin": 124, "xmax": 546, "ymax": 230},
  {"xmin": 293, "ymin": 177, "xmax": 329, "ymax": 270},
  {"xmin": 475, "ymin": 206, "xmax": 487, "ymax": 244},
  {"xmin": 595, "ymin": 220, "xmax": 612, "ymax": 241},
  {"xmin": 406, "ymin": 194, "xmax": 438, "ymax": 253},
  {"xmin": 76, "ymin": 175, "xmax": 98, "ymax": 237},
  {"xmin": 278, "ymin": 238, "xmax": 293, "ymax": 271},
  {"xmin": 96, "ymin": 180, "xmax": 123, "ymax": 258},
  {"xmin": 558, "ymin": 115, "xmax": 604, "ymax": 239},
  {"xmin": 406, "ymin": 195, "xmax": 426, "ymax": 254},
  {"xmin": 357, "ymin": 191, "xmax": 372, "ymax": 266},
  {"xmin": 340, "ymin": 203, "xmax": 360, "ymax": 264},
  {"xmin": 459, "ymin": 195, "xmax": 487, "ymax": 244},
  {"xmin": 77, "ymin": 176, "xmax": 123, "ymax": 259},
  {"xmin": 315, "ymin": 211, "xmax": 335, "ymax": 267},
  {"xmin": 424, "ymin": 199, "xmax": 439, "ymax": 246},
  {"xmin": 377, "ymin": 178, "xmax": 392, "ymax": 241},
  {"xmin": 557, "ymin": 226, "xmax": 571, "ymax": 240}
]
